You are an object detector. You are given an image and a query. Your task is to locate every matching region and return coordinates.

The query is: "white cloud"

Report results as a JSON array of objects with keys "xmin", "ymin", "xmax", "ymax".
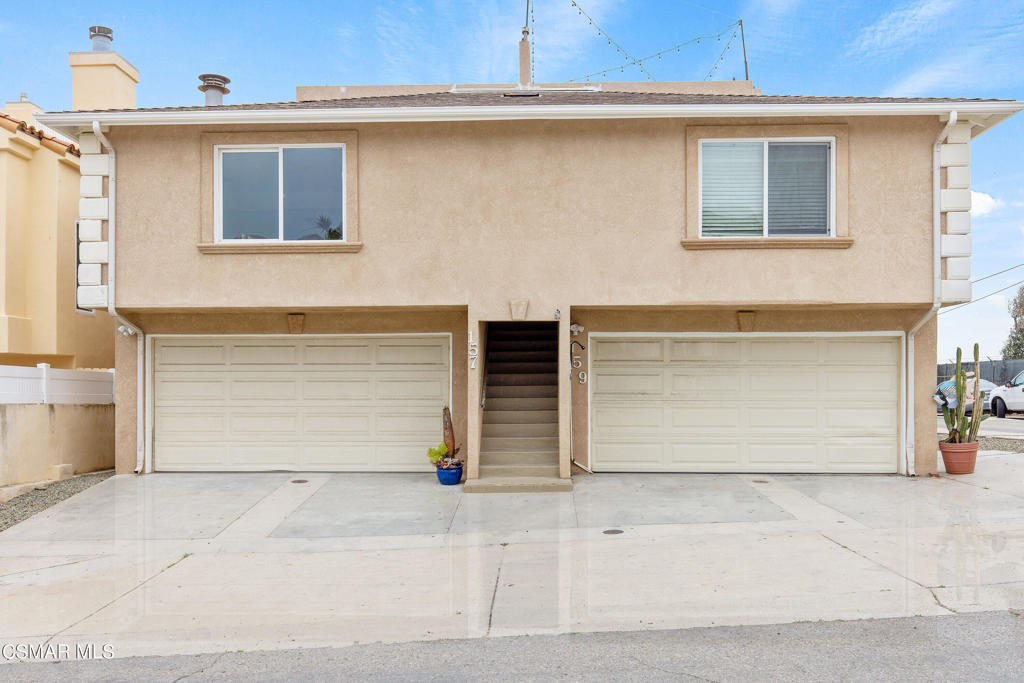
[
  {"xmin": 971, "ymin": 191, "xmax": 1004, "ymax": 217},
  {"xmin": 938, "ymin": 294, "xmax": 1014, "ymax": 360},
  {"xmin": 852, "ymin": 0, "xmax": 959, "ymax": 58}
]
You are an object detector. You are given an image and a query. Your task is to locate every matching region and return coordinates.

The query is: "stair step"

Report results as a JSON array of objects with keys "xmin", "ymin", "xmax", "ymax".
[
  {"xmin": 482, "ymin": 422, "xmax": 559, "ymax": 437},
  {"xmin": 483, "ymin": 409, "xmax": 558, "ymax": 425},
  {"xmin": 485, "ymin": 397, "xmax": 558, "ymax": 412},
  {"xmin": 478, "ymin": 464, "xmax": 561, "ymax": 478},
  {"xmin": 486, "ymin": 384, "xmax": 558, "ymax": 398},
  {"xmin": 487, "ymin": 361, "xmax": 559, "ymax": 374},
  {"xmin": 479, "ymin": 450, "xmax": 559, "ymax": 466},
  {"xmin": 481, "ymin": 436, "xmax": 559, "ymax": 451},
  {"xmin": 488, "ymin": 351, "xmax": 558, "ymax": 362},
  {"xmin": 488, "ymin": 341, "xmax": 557, "ymax": 352},
  {"xmin": 464, "ymin": 475, "xmax": 572, "ymax": 494},
  {"xmin": 487, "ymin": 373, "xmax": 558, "ymax": 386}
]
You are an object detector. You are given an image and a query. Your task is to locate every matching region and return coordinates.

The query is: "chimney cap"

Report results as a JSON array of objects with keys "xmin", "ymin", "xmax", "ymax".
[
  {"xmin": 89, "ymin": 26, "xmax": 113, "ymax": 39},
  {"xmin": 198, "ymin": 73, "xmax": 231, "ymax": 94}
]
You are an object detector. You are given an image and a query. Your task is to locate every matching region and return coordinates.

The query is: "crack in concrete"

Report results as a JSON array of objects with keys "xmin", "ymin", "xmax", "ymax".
[
  {"xmin": 0, "ymin": 555, "xmax": 100, "ymax": 579},
  {"xmin": 939, "ymin": 473, "xmax": 1024, "ymax": 501},
  {"xmin": 927, "ymin": 587, "xmax": 960, "ymax": 613},
  {"xmin": 40, "ymin": 552, "xmax": 193, "ymax": 649},
  {"xmin": 820, "ymin": 533, "xmax": 957, "ymax": 615},
  {"xmin": 486, "ymin": 547, "xmax": 506, "ymax": 637},
  {"xmin": 172, "ymin": 650, "xmax": 228, "ymax": 682},
  {"xmin": 628, "ymin": 654, "xmax": 721, "ymax": 681}
]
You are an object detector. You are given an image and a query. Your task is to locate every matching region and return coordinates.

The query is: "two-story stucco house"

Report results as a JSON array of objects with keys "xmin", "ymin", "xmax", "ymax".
[{"xmin": 39, "ymin": 27, "xmax": 1022, "ymax": 491}]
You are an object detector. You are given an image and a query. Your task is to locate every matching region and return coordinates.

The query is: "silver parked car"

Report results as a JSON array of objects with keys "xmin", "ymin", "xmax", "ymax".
[{"xmin": 934, "ymin": 378, "xmax": 996, "ymax": 414}]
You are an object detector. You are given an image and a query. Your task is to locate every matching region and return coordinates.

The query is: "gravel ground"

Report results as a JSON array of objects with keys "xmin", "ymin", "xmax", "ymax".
[
  {"xmin": 0, "ymin": 470, "xmax": 113, "ymax": 533},
  {"xmin": 978, "ymin": 436, "xmax": 1024, "ymax": 453}
]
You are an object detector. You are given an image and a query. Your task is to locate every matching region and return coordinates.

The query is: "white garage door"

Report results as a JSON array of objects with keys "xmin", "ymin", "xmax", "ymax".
[
  {"xmin": 153, "ymin": 336, "xmax": 450, "ymax": 471},
  {"xmin": 590, "ymin": 336, "xmax": 899, "ymax": 473}
]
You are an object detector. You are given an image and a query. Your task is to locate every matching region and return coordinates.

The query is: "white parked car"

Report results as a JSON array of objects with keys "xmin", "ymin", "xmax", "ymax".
[{"xmin": 989, "ymin": 371, "xmax": 1024, "ymax": 418}]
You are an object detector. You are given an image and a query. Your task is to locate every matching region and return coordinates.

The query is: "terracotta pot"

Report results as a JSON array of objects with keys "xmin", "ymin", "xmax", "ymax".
[{"xmin": 939, "ymin": 441, "xmax": 978, "ymax": 475}]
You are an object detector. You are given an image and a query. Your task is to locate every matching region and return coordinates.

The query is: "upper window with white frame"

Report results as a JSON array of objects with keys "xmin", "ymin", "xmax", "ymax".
[
  {"xmin": 699, "ymin": 138, "xmax": 835, "ymax": 238},
  {"xmin": 216, "ymin": 144, "xmax": 346, "ymax": 242}
]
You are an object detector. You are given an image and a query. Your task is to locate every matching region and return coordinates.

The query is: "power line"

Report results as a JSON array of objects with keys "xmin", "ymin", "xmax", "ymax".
[
  {"xmin": 569, "ymin": 0, "xmax": 655, "ymax": 81},
  {"xmin": 570, "ymin": 20, "xmax": 740, "ymax": 82},
  {"xmin": 972, "ymin": 262, "xmax": 1024, "ymax": 284},
  {"xmin": 938, "ymin": 277, "xmax": 1024, "ymax": 315}
]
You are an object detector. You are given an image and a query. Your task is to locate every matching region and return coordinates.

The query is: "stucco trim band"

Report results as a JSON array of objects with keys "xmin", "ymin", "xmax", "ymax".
[
  {"xmin": 681, "ymin": 238, "xmax": 854, "ymax": 250},
  {"xmin": 198, "ymin": 242, "xmax": 364, "ymax": 254}
]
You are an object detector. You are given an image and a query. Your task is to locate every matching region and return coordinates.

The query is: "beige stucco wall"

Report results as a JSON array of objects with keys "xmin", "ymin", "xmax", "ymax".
[
  {"xmin": 0, "ymin": 403, "xmax": 114, "ymax": 486},
  {"xmin": 0, "ymin": 112, "xmax": 117, "ymax": 368},
  {"xmin": 568, "ymin": 307, "xmax": 939, "ymax": 475},
  {"xmin": 112, "ymin": 308, "xmax": 468, "ymax": 474},
  {"xmin": 109, "ymin": 115, "xmax": 937, "ymax": 318}
]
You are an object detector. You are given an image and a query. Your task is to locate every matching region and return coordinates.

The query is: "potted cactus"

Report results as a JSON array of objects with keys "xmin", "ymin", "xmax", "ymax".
[
  {"xmin": 937, "ymin": 344, "xmax": 988, "ymax": 474},
  {"xmin": 428, "ymin": 406, "xmax": 463, "ymax": 485}
]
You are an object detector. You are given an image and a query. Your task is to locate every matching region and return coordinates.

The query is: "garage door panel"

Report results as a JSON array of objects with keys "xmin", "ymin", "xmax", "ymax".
[
  {"xmin": 749, "ymin": 340, "xmax": 820, "ymax": 362},
  {"xmin": 593, "ymin": 443, "xmax": 663, "ymax": 469},
  {"xmin": 669, "ymin": 443, "xmax": 742, "ymax": 468},
  {"xmin": 302, "ymin": 343, "xmax": 372, "ymax": 365},
  {"xmin": 671, "ymin": 371, "xmax": 741, "ymax": 395},
  {"xmin": 375, "ymin": 343, "xmax": 445, "ymax": 366},
  {"xmin": 670, "ymin": 405, "xmax": 740, "ymax": 428},
  {"xmin": 230, "ymin": 344, "xmax": 301, "ymax": 366},
  {"xmin": 592, "ymin": 372, "xmax": 663, "ymax": 396},
  {"xmin": 591, "ymin": 335, "xmax": 899, "ymax": 473},
  {"xmin": 230, "ymin": 378, "xmax": 298, "ymax": 400},
  {"xmin": 155, "ymin": 344, "xmax": 227, "ymax": 368},
  {"xmin": 155, "ymin": 378, "xmax": 227, "ymax": 401},
  {"xmin": 302, "ymin": 378, "xmax": 372, "ymax": 400},
  {"xmin": 748, "ymin": 443, "xmax": 819, "ymax": 466},
  {"xmin": 748, "ymin": 406, "xmax": 819, "ymax": 429},
  {"xmin": 669, "ymin": 340, "xmax": 740, "ymax": 361},
  {"xmin": 375, "ymin": 378, "xmax": 446, "ymax": 400},
  {"xmin": 155, "ymin": 335, "xmax": 450, "ymax": 471},
  {"xmin": 824, "ymin": 340, "xmax": 897, "ymax": 364},
  {"xmin": 593, "ymin": 340, "xmax": 664, "ymax": 362},
  {"xmin": 748, "ymin": 371, "xmax": 817, "ymax": 395},
  {"xmin": 302, "ymin": 413, "xmax": 371, "ymax": 436}
]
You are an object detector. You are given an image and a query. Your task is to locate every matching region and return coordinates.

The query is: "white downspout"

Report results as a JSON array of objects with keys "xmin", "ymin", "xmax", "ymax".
[
  {"xmin": 92, "ymin": 121, "xmax": 146, "ymax": 475},
  {"xmin": 906, "ymin": 110, "xmax": 957, "ymax": 477}
]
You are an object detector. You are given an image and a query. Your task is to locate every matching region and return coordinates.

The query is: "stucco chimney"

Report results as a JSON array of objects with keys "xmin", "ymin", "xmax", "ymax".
[
  {"xmin": 70, "ymin": 26, "xmax": 139, "ymax": 111},
  {"xmin": 198, "ymin": 74, "xmax": 231, "ymax": 106},
  {"xmin": 519, "ymin": 25, "xmax": 531, "ymax": 86}
]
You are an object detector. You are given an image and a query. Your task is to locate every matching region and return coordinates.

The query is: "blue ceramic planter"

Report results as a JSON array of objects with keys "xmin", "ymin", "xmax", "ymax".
[{"xmin": 436, "ymin": 466, "xmax": 463, "ymax": 485}]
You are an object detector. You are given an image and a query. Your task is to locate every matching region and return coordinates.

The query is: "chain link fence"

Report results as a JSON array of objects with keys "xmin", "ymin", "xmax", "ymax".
[{"xmin": 937, "ymin": 358, "xmax": 1024, "ymax": 385}]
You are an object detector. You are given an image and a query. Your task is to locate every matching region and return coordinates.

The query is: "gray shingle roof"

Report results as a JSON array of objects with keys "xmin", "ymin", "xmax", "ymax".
[{"xmin": 56, "ymin": 89, "xmax": 1015, "ymax": 114}]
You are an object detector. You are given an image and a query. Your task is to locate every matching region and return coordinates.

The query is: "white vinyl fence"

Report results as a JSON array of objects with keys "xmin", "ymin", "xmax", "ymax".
[{"xmin": 0, "ymin": 364, "xmax": 114, "ymax": 404}]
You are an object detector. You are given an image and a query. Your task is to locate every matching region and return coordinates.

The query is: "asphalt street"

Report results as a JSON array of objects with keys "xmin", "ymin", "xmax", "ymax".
[{"xmin": 4, "ymin": 611, "xmax": 1022, "ymax": 682}]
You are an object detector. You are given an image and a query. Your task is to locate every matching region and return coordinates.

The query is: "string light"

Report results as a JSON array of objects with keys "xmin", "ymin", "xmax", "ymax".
[
  {"xmin": 569, "ymin": 0, "xmax": 655, "ymax": 81},
  {"xmin": 570, "ymin": 20, "xmax": 740, "ymax": 83},
  {"xmin": 705, "ymin": 25, "xmax": 739, "ymax": 80}
]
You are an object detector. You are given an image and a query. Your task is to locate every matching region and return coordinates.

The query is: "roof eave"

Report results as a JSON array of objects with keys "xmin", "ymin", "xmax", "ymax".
[{"xmin": 36, "ymin": 101, "xmax": 1024, "ymax": 139}]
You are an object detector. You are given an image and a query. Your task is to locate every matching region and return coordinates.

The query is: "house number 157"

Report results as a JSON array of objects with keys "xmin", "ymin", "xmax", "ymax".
[{"xmin": 469, "ymin": 332, "xmax": 479, "ymax": 369}]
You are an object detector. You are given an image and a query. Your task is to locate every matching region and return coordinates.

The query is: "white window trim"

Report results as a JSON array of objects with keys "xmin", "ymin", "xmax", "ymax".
[
  {"xmin": 697, "ymin": 136, "xmax": 837, "ymax": 239},
  {"xmin": 214, "ymin": 143, "xmax": 347, "ymax": 243}
]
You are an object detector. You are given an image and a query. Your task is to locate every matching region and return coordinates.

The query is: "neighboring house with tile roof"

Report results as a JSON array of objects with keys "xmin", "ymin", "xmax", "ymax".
[
  {"xmin": 39, "ymin": 26, "xmax": 1023, "ymax": 486},
  {"xmin": 0, "ymin": 97, "xmax": 116, "ymax": 369}
]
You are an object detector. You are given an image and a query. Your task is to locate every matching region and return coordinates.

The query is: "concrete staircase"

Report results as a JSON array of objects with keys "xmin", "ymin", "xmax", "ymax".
[{"xmin": 463, "ymin": 322, "xmax": 572, "ymax": 493}]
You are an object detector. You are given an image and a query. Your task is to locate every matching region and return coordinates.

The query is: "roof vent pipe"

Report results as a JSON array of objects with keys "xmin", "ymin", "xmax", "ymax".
[
  {"xmin": 198, "ymin": 74, "xmax": 231, "ymax": 106},
  {"xmin": 89, "ymin": 26, "xmax": 113, "ymax": 51}
]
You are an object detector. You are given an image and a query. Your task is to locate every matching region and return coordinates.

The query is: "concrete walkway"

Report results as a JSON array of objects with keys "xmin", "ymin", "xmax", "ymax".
[{"xmin": 1, "ymin": 453, "xmax": 1023, "ymax": 662}]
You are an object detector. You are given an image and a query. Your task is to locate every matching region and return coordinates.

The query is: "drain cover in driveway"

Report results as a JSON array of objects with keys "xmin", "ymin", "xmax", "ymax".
[
  {"xmin": 603, "ymin": 529, "xmax": 624, "ymax": 535},
  {"xmin": 291, "ymin": 479, "xmax": 308, "ymax": 484}
]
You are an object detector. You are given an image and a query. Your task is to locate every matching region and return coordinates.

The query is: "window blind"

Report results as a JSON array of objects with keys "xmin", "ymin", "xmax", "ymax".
[
  {"xmin": 767, "ymin": 142, "xmax": 829, "ymax": 235},
  {"xmin": 700, "ymin": 139, "xmax": 832, "ymax": 237},
  {"xmin": 700, "ymin": 142, "xmax": 764, "ymax": 237}
]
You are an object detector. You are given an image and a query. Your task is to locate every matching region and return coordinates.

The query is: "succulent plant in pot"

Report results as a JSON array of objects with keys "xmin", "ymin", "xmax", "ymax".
[
  {"xmin": 937, "ymin": 344, "xmax": 988, "ymax": 474},
  {"xmin": 428, "ymin": 406, "xmax": 463, "ymax": 485}
]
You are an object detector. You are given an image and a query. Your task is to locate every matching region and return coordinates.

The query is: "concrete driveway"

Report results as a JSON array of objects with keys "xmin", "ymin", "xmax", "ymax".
[{"xmin": 2, "ymin": 453, "xmax": 1024, "ymax": 661}]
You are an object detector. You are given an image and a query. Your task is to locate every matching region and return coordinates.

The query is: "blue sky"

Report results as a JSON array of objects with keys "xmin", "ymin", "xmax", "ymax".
[{"xmin": 2, "ymin": 0, "xmax": 1022, "ymax": 358}]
